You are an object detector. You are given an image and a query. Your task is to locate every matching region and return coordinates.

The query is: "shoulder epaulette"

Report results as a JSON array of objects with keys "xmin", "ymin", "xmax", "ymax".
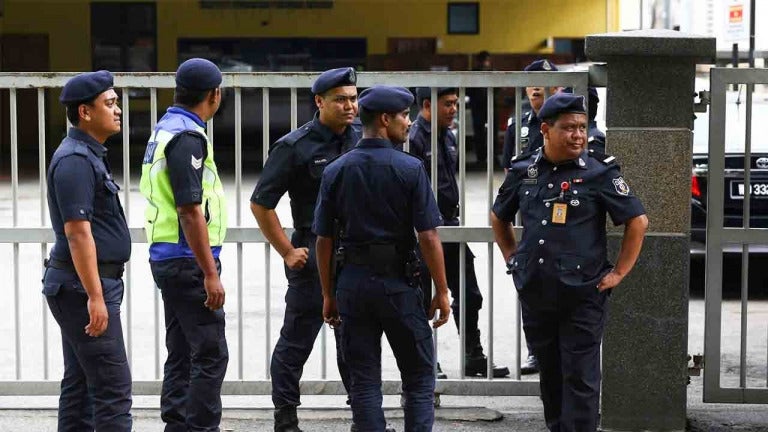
[
  {"xmin": 510, "ymin": 149, "xmax": 536, "ymax": 164},
  {"xmin": 587, "ymin": 148, "xmax": 616, "ymax": 165},
  {"xmin": 277, "ymin": 122, "xmax": 313, "ymax": 147}
]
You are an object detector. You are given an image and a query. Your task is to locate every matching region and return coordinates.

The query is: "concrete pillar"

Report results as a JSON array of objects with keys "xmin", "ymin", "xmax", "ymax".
[{"xmin": 585, "ymin": 29, "xmax": 715, "ymax": 431}]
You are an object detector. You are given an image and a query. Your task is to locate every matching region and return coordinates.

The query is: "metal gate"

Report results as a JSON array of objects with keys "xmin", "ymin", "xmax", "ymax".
[
  {"xmin": 0, "ymin": 70, "xmax": 588, "ymax": 397},
  {"xmin": 704, "ymin": 67, "xmax": 768, "ymax": 403}
]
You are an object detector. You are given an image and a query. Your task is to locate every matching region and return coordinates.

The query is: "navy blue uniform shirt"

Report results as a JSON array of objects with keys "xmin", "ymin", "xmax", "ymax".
[
  {"xmin": 251, "ymin": 113, "xmax": 362, "ymax": 229},
  {"xmin": 492, "ymin": 147, "xmax": 645, "ymax": 282},
  {"xmin": 408, "ymin": 115, "xmax": 460, "ymax": 225},
  {"xmin": 313, "ymin": 138, "xmax": 443, "ymax": 245},
  {"xmin": 503, "ymin": 110, "xmax": 543, "ymax": 169},
  {"xmin": 47, "ymin": 128, "xmax": 131, "ymax": 264}
]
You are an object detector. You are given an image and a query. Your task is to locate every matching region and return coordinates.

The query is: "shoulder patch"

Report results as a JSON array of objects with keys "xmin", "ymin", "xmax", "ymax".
[{"xmin": 588, "ymin": 148, "xmax": 616, "ymax": 165}]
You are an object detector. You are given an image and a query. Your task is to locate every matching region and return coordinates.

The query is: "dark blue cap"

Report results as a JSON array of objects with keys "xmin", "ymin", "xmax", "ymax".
[
  {"xmin": 358, "ymin": 85, "xmax": 414, "ymax": 113},
  {"xmin": 415, "ymin": 87, "xmax": 458, "ymax": 105},
  {"xmin": 537, "ymin": 91, "xmax": 587, "ymax": 121},
  {"xmin": 563, "ymin": 87, "xmax": 599, "ymax": 120},
  {"xmin": 311, "ymin": 67, "xmax": 357, "ymax": 94},
  {"xmin": 59, "ymin": 70, "xmax": 114, "ymax": 105},
  {"xmin": 523, "ymin": 59, "xmax": 558, "ymax": 72},
  {"xmin": 176, "ymin": 58, "xmax": 222, "ymax": 91}
]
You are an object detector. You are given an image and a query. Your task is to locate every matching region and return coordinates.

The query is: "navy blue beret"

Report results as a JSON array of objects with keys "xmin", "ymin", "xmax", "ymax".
[
  {"xmin": 311, "ymin": 67, "xmax": 357, "ymax": 94},
  {"xmin": 537, "ymin": 91, "xmax": 587, "ymax": 121},
  {"xmin": 59, "ymin": 70, "xmax": 114, "ymax": 105},
  {"xmin": 415, "ymin": 87, "xmax": 457, "ymax": 105},
  {"xmin": 176, "ymin": 58, "xmax": 222, "ymax": 91},
  {"xmin": 358, "ymin": 86, "xmax": 414, "ymax": 113},
  {"xmin": 523, "ymin": 59, "xmax": 558, "ymax": 72},
  {"xmin": 563, "ymin": 86, "xmax": 599, "ymax": 103}
]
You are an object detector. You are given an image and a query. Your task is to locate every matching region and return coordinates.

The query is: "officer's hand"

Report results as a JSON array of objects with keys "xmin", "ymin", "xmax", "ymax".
[
  {"xmin": 284, "ymin": 247, "xmax": 309, "ymax": 270},
  {"xmin": 428, "ymin": 293, "xmax": 451, "ymax": 329},
  {"xmin": 323, "ymin": 296, "xmax": 341, "ymax": 329},
  {"xmin": 597, "ymin": 271, "xmax": 623, "ymax": 292},
  {"xmin": 85, "ymin": 296, "xmax": 108, "ymax": 337},
  {"xmin": 204, "ymin": 275, "xmax": 226, "ymax": 310}
]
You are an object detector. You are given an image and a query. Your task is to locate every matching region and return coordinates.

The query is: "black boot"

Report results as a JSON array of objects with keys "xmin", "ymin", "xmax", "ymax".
[
  {"xmin": 436, "ymin": 362, "xmax": 447, "ymax": 379},
  {"xmin": 274, "ymin": 405, "xmax": 302, "ymax": 432},
  {"xmin": 521, "ymin": 354, "xmax": 540, "ymax": 375},
  {"xmin": 464, "ymin": 346, "xmax": 510, "ymax": 378}
]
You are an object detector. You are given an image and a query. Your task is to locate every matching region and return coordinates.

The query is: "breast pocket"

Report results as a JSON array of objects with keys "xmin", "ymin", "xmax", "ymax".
[
  {"xmin": 309, "ymin": 158, "xmax": 329, "ymax": 180},
  {"xmin": 519, "ymin": 186, "xmax": 539, "ymax": 212},
  {"xmin": 567, "ymin": 186, "xmax": 597, "ymax": 223},
  {"xmin": 97, "ymin": 175, "xmax": 121, "ymax": 216}
]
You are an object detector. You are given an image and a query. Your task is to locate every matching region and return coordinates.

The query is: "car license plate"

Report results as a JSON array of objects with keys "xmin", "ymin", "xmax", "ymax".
[{"xmin": 730, "ymin": 180, "xmax": 768, "ymax": 199}]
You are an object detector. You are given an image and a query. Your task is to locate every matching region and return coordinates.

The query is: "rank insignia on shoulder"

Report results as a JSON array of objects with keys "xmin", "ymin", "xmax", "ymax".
[
  {"xmin": 603, "ymin": 156, "xmax": 615, "ymax": 164},
  {"xmin": 613, "ymin": 176, "xmax": 630, "ymax": 195}
]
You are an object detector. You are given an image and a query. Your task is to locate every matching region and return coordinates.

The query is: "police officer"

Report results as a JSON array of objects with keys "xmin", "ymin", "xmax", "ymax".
[
  {"xmin": 250, "ymin": 68, "xmax": 361, "ymax": 432},
  {"xmin": 43, "ymin": 70, "xmax": 132, "ymax": 431},
  {"xmin": 491, "ymin": 92, "xmax": 648, "ymax": 431},
  {"xmin": 563, "ymin": 87, "xmax": 606, "ymax": 153},
  {"xmin": 502, "ymin": 59, "xmax": 562, "ymax": 171},
  {"xmin": 467, "ymin": 50, "xmax": 493, "ymax": 168},
  {"xmin": 139, "ymin": 58, "xmax": 228, "ymax": 432},
  {"xmin": 313, "ymin": 85, "xmax": 451, "ymax": 432},
  {"xmin": 409, "ymin": 87, "xmax": 509, "ymax": 379}
]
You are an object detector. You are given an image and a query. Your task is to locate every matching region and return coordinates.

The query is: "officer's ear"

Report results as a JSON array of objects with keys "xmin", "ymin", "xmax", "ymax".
[
  {"xmin": 540, "ymin": 121, "xmax": 551, "ymax": 139},
  {"xmin": 314, "ymin": 94, "xmax": 324, "ymax": 110},
  {"xmin": 78, "ymin": 103, "xmax": 91, "ymax": 123},
  {"xmin": 422, "ymin": 98, "xmax": 431, "ymax": 111}
]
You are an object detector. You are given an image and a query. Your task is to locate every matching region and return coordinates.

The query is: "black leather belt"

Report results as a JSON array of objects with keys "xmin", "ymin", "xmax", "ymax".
[
  {"xmin": 44, "ymin": 258, "xmax": 124, "ymax": 279},
  {"xmin": 343, "ymin": 244, "xmax": 407, "ymax": 277}
]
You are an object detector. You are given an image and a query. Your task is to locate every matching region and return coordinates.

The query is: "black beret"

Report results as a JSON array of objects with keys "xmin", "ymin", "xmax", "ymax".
[
  {"xmin": 358, "ymin": 86, "xmax": 414, "ymax": 113},
  {"xmin": 415, "ymin": 87, "xmax": 458, "ymax": 105},
  {"xmin": 176, "ymin": 58, "xmax": 222, "ymax": 91},
  {"xmin": 523, "ymin": 59, "xmax": 558, "ymax": 72},
  {"xmin": 59, "ymin": 70, "xmax": 114, "ymax": 105},
  {"xmin": 563, "ymin": 87, "xmax": 599, "ymax": 120},
  {"xmin": 311, "ymin": 67, "xmax": 357, "ymax": 94},
  {"xmin": 537, "ymin": 91, "xmax": 587, "ymax": 121}
]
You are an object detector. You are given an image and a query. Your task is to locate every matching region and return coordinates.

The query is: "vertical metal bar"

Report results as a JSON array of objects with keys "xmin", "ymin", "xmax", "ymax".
[
  {"xmin": 486, "ymin": 86, "xmax": 494, "ymax": 380},
  {"xmin": 150, "ymin": 88, "xmax": 160, "ymax": 380},
  {"xmin": 10, "ymin": 88, "xmax": 21, "ymax": 380},
  {"xmin": 121, "ymin": 89, "xmax": 132, "ymax": 367},
  {"xmin": 458, "ymin": 86, "xmax": 467, "ymax": 379},
  {"xmin": 290, "ymin": 87, "xmax": 298, "ymax": 130},
  {"xmin": 513, "ymin": 86, "xmax": 523, "ymax": 380},
  {"xmin": 703, "ymin": 69, "xmax": 727, "ymax": 401},
  {"xmin": 263, "ymin": 87, "xmax": 272, "ymax": 379},
  {"xmin": 740, "ymin": 83, "xmax": 753, "ymax": 389},
  {"xmin": 38, "ymin": 88, "xmax": 49, "ymax": 380},
  {"xmin": 235, "ymin": 87, "xmax": 244, "ymax": 380},
  {"xmin": 430, "ymin": 87, "xmax": 439, "ymax": 374}
]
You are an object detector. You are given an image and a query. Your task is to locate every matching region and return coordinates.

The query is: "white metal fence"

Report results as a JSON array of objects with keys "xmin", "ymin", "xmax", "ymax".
[{"xmin": 0, "ymin": 71, "xmax": 588, "ymax": 396}]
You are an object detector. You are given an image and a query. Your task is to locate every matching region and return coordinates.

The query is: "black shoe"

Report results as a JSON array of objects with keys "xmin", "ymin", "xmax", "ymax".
[
  {"xmin": 436, "ymin": 362, "xmax": 447, "ymax": 379},
  {"xmin": 464, "ymin": 353, "xmax": 510, "ymax": 378},
  {"xmin": 521, "ymin": 354, "xmax": 540, "ymax": 375},
  {"xmin": 274, "ymin": 405, "xmax": 303, "ymax": 432}
]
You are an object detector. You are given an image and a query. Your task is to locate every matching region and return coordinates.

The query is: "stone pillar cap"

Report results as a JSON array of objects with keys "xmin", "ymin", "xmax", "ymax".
[{"xmin": 586, "ymin": 29, "xmax": 715, "ymax": 63}]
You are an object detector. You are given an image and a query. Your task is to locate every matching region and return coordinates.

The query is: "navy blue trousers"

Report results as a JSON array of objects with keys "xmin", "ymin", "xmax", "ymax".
[
  {"xmin": 42, "ymin": 266, "xmax": 133, "ymax": 432},
  {"xmin": 515, "ymin": 269, "xmax": 609, "ymax": 432},
  {"xmin": 271, "ymin": 231, "xmax": 350, "ymax": 408},
  {"xmin": 151, "ymin": 258, "xmax": 228, "ymax": 432},
  {"xmin": 337, "ymin": 264, "xmax": 435, "ymax": 432}
]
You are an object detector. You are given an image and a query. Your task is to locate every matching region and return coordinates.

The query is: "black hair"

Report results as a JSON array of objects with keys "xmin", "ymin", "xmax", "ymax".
[
  {"xmin": 65, "ymin": 99, "xmax": 96, "ymax": 126},
  {"xmin": 359, "ymin": 107, "xmax": 400, "ymax": 127},
  {"xmin": 174, "ymin": 86, "xmax": 212, "ymax": 107}
]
